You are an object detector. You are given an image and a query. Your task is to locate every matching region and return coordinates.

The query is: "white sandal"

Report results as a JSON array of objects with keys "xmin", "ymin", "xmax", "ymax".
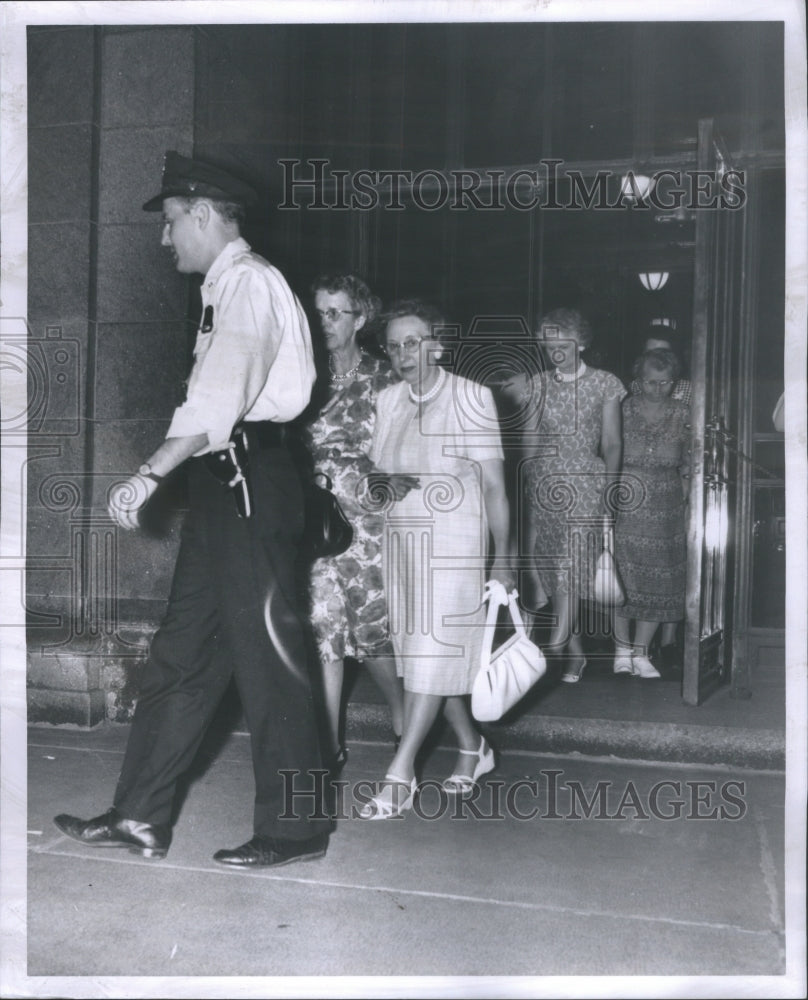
[
  {"xmin": 358, "ymin": 773, "xmax": 417, "ymax": 820},
  {"xmin": 442, "ymin": 737, "xmax": 496, "ymax": 795}
]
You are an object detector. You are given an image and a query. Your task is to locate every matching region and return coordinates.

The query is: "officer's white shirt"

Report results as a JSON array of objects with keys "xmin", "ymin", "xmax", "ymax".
[{"xmin": 166, "ymin": 237, "xmax": 315, "ymax": 453}]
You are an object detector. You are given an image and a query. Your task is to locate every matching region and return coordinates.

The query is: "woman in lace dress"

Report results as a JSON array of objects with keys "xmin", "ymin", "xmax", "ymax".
[
  {"xmin": 613, "ymin": 348, "xmax": 691, "ymax": 678},
  {"xmin": 520, "ymin": 308, "xmax": 625, "ymax": 682}
]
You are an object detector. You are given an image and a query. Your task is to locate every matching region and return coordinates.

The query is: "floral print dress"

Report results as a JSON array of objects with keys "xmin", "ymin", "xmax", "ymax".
[
  {"xmin": 301, "ymin": 353, "xmax": 395, "ymax": 663},
  {"xmin": 614, "ymin": 395, "xmax": 691, "ymax": 621}
]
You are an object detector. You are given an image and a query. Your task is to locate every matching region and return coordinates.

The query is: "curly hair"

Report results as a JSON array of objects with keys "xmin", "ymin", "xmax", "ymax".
[
  {"xmin": 378, "ymin": 298, "xmax": 450, "ymax": 346},
  {"xmin": 537, "ymin": 307, "xmax": 594, "ymax": 348},
  {"xmin": 632, "ymin": 347, "xmax": 682, "ymax": 382},
  {"xmin": 311, "ymin": 274, "xmax": 381, "ymax": 324}
]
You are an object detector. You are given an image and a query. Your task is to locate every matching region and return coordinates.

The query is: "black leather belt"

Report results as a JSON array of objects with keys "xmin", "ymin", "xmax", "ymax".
[{"xmin": 241, "ymin": 421, "xmax": 288, "ymax": 449}]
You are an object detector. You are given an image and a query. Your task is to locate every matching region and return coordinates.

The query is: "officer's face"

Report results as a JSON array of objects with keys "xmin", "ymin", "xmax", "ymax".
[{"xmin": 160, "ymin": 197, "xmax": 203, "ymax": 273}]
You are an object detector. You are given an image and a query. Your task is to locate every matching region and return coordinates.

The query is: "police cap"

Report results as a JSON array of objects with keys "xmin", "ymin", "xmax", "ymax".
[{"xmin": 142, "ymin": 150, "xmax": 258, "ymax": 211}]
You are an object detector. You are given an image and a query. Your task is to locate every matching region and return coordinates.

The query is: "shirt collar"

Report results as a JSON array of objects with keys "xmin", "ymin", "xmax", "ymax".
[{"xmin": 203, "ymin": 236, "xmax": 251, "ymax": 289}]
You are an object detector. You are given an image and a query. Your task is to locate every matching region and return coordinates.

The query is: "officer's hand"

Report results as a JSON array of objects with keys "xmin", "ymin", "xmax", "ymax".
[{"xmin": 107, "ymin": 474, "xmax": 158, "ymax": 530}]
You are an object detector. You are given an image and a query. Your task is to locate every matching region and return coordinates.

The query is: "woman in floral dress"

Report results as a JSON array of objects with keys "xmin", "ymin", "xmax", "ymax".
[
  {"xmin": 300, "ymin": 275, "xmax": 403, "ymax": 769},
  {"xmin": 520, "ymin": 308, "xmax": 625, "ymax": 682},
  {"xmin": 613, "ymin": 348, "xmax": 691, "ymax": 679}
]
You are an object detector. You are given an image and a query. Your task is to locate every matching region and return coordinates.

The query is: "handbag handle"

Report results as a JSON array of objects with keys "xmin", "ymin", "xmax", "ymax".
[
  {"xmin": 602, "ymin": 513, "xmax": 615, "ymax": 556},
  {"xmin": 481, "ymin": 583, "xmax": 530, "ymax": 672}
]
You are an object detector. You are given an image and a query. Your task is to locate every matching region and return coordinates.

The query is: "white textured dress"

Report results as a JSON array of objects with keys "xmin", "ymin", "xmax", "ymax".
[{"xmin": 369, "ymin": 372, "xmax": 504, "ymax": 695}]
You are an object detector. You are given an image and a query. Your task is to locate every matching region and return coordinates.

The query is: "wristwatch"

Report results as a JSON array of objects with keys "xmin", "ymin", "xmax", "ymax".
[{"xmin": 138, "ymin": 463, "xmax": 164, "ymax": 485}]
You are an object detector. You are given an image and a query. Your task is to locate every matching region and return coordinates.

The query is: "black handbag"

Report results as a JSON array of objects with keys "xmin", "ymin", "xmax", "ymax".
[{"xmin": 303, "ymin": 472, "xmax": 354, "ymax": 557}]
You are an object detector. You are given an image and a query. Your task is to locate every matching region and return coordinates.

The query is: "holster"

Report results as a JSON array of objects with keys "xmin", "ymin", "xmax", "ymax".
[{"xmin": 203, "ymin": 426, "xmax": 254, "ymax": 518}]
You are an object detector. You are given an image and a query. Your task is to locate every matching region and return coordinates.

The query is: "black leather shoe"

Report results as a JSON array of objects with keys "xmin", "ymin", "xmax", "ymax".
[
  {"xmin": 213, "ymin": 832, "xmax": 328, "ymax": 869},
  {"xmin": 53, "ymin": 807, "xmax": 170, "ymax": 859}
]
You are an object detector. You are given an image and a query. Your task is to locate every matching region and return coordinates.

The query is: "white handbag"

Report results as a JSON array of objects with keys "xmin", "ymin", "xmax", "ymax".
[
  {"xmin": 471, "ymin": 582, "xmax": 547, "ymax": 722},
  {"xmin": 593, "ymin": 516, "xmax": 626, "ymax": 607}
]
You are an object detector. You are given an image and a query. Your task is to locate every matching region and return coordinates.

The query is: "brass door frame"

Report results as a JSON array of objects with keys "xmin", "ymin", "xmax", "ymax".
[{"xmin": 683, "ymin": 118, "xmax": 744, "ymax": 705}]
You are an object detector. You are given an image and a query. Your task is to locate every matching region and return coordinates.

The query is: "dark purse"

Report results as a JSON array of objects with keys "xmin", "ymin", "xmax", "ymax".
[{"xmin": 303, "ymin": 472, "xmax": 354, "ymax": 558}]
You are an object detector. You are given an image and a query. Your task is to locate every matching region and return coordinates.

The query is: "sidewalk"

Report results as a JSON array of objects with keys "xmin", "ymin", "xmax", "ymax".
[
  {"xmin": 20, "ymin": 719, "xmax": 793, "ymax": 995},
  {"xmin": 343, "ymin": 653, "xmax": 786, "ymax": 771}
]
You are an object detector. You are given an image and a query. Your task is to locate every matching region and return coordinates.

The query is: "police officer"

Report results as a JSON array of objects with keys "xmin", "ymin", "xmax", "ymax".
[{"xmin": 54, "ymin": 151, "xmax": 330, "ymax": 868}]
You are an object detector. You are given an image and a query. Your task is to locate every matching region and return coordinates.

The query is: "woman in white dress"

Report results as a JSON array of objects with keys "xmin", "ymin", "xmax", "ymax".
[{"xmin": 361, "ymin": 300, "xmax": 515, "ymax": 819}]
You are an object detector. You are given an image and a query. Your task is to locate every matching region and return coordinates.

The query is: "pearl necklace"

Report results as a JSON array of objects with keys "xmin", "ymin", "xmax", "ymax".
[
  {"xmin": 329, "ymin": 353, "xmax": 362, "ymax": 383},
  {"xmin": 553, "ymin": 360, "xmax": 587, "ymax": 383},
  {"xmin": 409, "ymin": 365, "xmax": 446, "ymax": 405}
]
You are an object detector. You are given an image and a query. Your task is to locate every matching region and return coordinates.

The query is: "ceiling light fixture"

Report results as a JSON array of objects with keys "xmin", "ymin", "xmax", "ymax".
[{"xmin": 638, "ymin": 272, "xmax": 670, "ymax": 291}]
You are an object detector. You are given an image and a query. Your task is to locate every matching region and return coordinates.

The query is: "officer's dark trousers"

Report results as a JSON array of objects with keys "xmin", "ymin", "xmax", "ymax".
[{"xmin": 113, "ymin": 443, "xmax": 329, "ymax": 841}]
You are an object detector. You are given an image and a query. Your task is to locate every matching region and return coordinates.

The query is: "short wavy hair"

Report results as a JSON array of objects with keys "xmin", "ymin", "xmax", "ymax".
[
  {"xmin": 537, "ymin": 307, "xmax": 594, "ymax": 348},
  {"xmin": 311, "ymin": 274, "xmax": 381, "ymax": 324},
  {"xmin": 633, "ymin": 347, "xmax": 681, "ymax": 382},
  {"xmin": 379, "ymin": 298, "xmax": 450, "ymax": 346}
]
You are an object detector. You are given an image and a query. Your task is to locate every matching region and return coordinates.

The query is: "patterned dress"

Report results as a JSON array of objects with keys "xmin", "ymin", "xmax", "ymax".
[
  {"xmin": 523, "ymin": 367, "xmax": 626, "ymax": 598},
  {"xmin": 301, "ymin": 353, "xmax": 395, "ymax": 663},
  {"xmin": 614, "ymin": 395, "xmax": 691, "ymax": 621},
  {"xmin": 369, "ymin": 373, "xmax": 504, "ymax": 695}
]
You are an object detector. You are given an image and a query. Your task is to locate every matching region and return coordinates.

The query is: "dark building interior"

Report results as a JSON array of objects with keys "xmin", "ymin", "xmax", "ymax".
[{"xmin": 24, "ymin": 21, "xmax": 786, "ymax": 727}]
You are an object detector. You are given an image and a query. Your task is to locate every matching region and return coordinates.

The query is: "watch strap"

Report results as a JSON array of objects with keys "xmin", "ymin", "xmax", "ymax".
[{"xmin": 138, "ymin": 463, "xmax": 164, "ymax": 484}]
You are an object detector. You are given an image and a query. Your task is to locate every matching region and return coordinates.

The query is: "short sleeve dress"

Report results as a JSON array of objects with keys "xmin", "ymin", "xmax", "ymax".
[
  {"xmin": 369, "ymin": 372, "xmax": 504, "ymax": 695},
  {"xmin": 301, "ymin": 353, "xmax": 395, "ymax": 663},
  {"xmin": 614, "ymin": 395, "xmax": 691, "ymax": 622},
  {"xmin": 523, "ymin": 367, "xmax": 626, "ymax": 599}
]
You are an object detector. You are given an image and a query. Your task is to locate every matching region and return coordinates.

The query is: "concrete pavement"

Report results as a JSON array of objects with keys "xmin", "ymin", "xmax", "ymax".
[{"xmin": 15, "ymin": 721, "xmax": 798, "ymax": 996}]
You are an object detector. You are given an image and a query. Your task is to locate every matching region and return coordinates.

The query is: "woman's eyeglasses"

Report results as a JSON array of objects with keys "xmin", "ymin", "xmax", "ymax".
[
  {"xmin": 642, "ymin": 379, "xmax": 674, "ymax": 388},
  {"xmin": 384, "ymin": 336, "xmax": 427, "ymax": 357},
  {"xmin": 315, "ymin": 308, "xmax": 359, "ymax": 322}
]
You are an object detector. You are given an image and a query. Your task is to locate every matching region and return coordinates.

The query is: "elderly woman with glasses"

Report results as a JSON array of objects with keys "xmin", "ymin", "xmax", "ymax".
[
  {"xmin": 299, "ymin": 274, "xmax": 404, "ymax": 771},
  {"xmin": 359, "ymin": 299, "xmax": 515, "ymax": 819},
  {"xmin": 516, "ymin": 308, "xmax": 625, "ymax": 683},
  {"xmin": 612, "ymin": 348, "xmax": 691, "ymax": 678}
]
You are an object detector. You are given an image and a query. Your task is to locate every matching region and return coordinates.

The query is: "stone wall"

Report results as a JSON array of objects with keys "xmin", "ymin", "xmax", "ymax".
[{"xmin": 26, "ymin": 26, "xmax": 196, "ymax": 725}]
